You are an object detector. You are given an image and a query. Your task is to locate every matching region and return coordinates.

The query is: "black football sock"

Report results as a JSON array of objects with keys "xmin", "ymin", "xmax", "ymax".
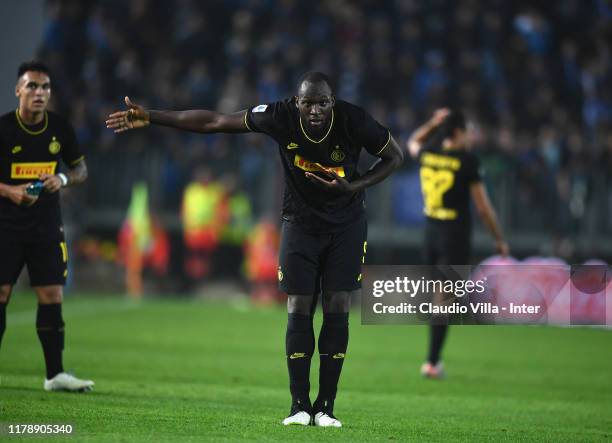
[
  {"xmin": 315, "ymin": 313, "xmax": 349, "ymax": 412},
  {"xmin": 0, "ymin": 302, "xmax": 6, "ymax": 349},
  {"xmin": 286, "ymin": 313, "xmax": 314, "ymax": 410},
  {"xmin": 427, "ymin": 324, "xmax": 449, "ymax": 365},
  {"xmin": 36, "ymin": 304, "xmax": 65, "ymax": 379}
]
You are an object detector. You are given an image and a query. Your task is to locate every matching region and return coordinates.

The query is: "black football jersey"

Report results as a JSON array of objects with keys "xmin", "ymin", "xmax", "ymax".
[
  {"xmin": 418, "ymin": 141, "xmax": 482, "ymax": 228},
  {"xmin": 245, "ymin": 98, "xmax": 390, "ymax": 232},
  {"xmin": 0, "ymin": 110, "xmax": 84, "ymax": 240}
]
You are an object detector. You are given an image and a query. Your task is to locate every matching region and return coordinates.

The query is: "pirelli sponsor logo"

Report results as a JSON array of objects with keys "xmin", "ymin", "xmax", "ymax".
[
  {"xmin": 11, "ymin": 161, "xmax": 57, "ymax": 179},
  {"xmin": 294, "ymin": 154, "xmax": 345, "ymax": 177}
]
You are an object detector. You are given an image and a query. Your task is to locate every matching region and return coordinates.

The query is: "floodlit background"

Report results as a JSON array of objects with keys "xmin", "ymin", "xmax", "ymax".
[
  {"xmin": 2, "ymin": 0, "xmax": 611, "ymax": 295},
  {"xmin": 1, "ymin": 2, "xmax": 611, "ymax": 441}
]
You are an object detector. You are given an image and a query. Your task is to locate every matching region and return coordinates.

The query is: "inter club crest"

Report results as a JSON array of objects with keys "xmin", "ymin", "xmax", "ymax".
[{"xmin": 49, "ymin": 136, "xmax": 61, "ymax": 154}]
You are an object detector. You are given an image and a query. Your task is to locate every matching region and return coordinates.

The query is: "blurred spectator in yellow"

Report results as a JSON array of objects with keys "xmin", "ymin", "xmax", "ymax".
[
  {"xmin": 220, "ymin": 174, "xmax": 253, "ymax": 247},
  {"xmin": 181, "ymin": 168, "xmax": 227, "ymax": 285},
  {"xmin": 118, "ymin": 182, "xmax": 170, "ymax": 297}
]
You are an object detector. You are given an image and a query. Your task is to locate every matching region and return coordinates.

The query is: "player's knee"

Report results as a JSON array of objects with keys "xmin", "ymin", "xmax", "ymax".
[
  {"xmin": 287, "ymin": 294, "xmax": 315, "ymax": 315},
  {"xmin": 0, "ymin": 285, "xmax": 12, "ymax": 303},
  {"xmin": 35, "ymin": 286, "xmax": 63, "ymax": 304},
  {"xmin": 322, "ymin": 290, "xmax": 355, "ymax": 313}
]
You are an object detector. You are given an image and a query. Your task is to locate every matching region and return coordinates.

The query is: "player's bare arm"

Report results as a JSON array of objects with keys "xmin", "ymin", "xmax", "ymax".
[
  {"xmin": 0, "ymin": 182, "xmax": 38, "ymax": 206},
  {"xmin": 39, "ymin": 160, "xmax": 88, "ymax": 193},
  {"xmin": 106, "ymin": 96, "xmax": 249, "ymax": 134},
  {"xmin": 306, "ymin": 135, "xmax": 404, "ymax": 193},
  {"xmin": 470, "ymin": 182, "xmax": 510, "ymax": 256},
  {"xmin": 407, "ymin": 108, "xmax": 450, "ymax": 158}
]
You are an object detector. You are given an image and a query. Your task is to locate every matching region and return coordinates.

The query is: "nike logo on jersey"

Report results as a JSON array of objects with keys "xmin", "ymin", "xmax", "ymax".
[
  {"xmin": 332, "ymin": 353, "xmax": 345, "ymax": 359},
  {"xmin": 287, "ymin": 142, "xmax": 299, "ymax": 150},
  {"xmin": 11, "ymin": 145, "xmax": 22, "ymax": 154},
  {"xmin": 289, "ymin": 353, "xmax": 306, "ymax": 359}
]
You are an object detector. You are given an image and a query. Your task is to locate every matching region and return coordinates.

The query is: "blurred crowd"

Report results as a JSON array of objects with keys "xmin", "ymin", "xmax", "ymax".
[{"xmin": 39, "ymin": 0, "xmax": 612, "ymax": 237}]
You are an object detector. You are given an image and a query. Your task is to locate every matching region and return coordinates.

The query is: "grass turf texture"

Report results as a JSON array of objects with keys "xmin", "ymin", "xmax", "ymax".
[{"xmin": 1, "ymin": 294, "xmax": 611, "ymax": 442}]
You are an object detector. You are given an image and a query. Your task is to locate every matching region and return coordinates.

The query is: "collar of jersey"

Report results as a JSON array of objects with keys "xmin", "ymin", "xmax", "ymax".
[
  {"xmin": 16, "ymin": 109, "xmax": 48, "ymax": 136},
  {"xmin": 299, "ymin": 109, "xmax": 334, "ymax": 144}
]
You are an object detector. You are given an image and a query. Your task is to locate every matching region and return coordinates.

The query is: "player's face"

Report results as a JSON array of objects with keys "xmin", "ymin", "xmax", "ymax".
[
  {"xmin": 295, "ymin": 82, "xmax": 334, "ymax": 132},
  {"xmin": 451, "ymin": 127, "xmax": 472, "ymax": 149},
  {"xmin": 16, "ymin": 71, "xmax": 51, "ymax": 114},
  {"xmin": 454, "ymin": 128, "xmax": 466, "ymax": 148}
]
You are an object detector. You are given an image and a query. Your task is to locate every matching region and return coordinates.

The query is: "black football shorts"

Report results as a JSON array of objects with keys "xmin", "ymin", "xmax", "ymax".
[
  {"xmin": 0, "ymin": 236, "xmax": 68, "ymax": 286},
  {"xmin": 424, "ymin": 221, "xmax": 471, "ymax": 266},
  {"xmin": 278, "ymin": 218, "xmax": 367, "ymax": 295}
]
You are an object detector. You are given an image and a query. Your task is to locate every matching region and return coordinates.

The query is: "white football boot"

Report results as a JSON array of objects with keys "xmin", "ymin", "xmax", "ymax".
[
  {"xmin": 282, "ymin": 399, "xmax": 312, "ymax": 426},
  {"xmin": 314, "ymin": 411, "xmax": 342, "ymax": 428},
  {"xmin": 282, "ymin": 410, "xmax": 311, "ymax": 426},
  {"xmin": 44, "ymin": 372, "xmax": 95, "ymax": 392},
  {"xmin": 420, "ymin": 361, "xmax": 445, "ymax": 379}
]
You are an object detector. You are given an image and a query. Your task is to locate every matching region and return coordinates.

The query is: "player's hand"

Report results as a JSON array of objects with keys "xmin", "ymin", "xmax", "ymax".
[
  {"xmin": 105, "ymin": 96, "xmax": 150, "ymax": 133},
  {"xmin": 7, "ymin": 183, "xmax": 38, "ymax": 206},
  {"xmin": 431, "ymin": 108, "xmax": 451, "ymax": 126},
  {"xmin": 305, "ymin": 167, "xmax": 358, "ymax": 194},
  {"xmin": 39, "ymin": 173, "xmax": 62, "ymax": 193},
  {"xmin": 495, "ymin": 239, "xmax": 510, "ymax": 257}
]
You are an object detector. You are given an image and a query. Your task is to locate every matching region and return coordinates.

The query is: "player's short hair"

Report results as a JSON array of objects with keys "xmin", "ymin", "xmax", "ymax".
[
  {"xmin": 297, "ymin": 71, "xmax": 334, "ymax": 95},
  {"xmin": 441, "ymin": 110, "xmax": 466, "ymax": 138},
  {"xmin": 17, "ymin": 60, "xmax": 50, "ymax": 79}
]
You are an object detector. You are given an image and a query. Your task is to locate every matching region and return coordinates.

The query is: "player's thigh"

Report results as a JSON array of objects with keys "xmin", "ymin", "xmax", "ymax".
[
  {"xmin": 322, "ymin": 218, "xmax": 367, "ymax": 292},
  {"xmin": 423, "ymin": 222, "xmax": 440, "ymax": 266},
  {"xmin": 278, "ymin": 222, "xmax": 326, "ymax": 295},
  {"xmin": 0, "ymin": 238, "xmax": 27, "ymax": 294},
  {"xmin": 0, "ymin": 285, "xmax": 13, "ymax": 303},
  {"xmin": 438, "ymin": 227, "xmax": 471, "ymax": 265},
  {"xmin": 25, "ymin": 238, "xmax": 68, "ymax": 287}
]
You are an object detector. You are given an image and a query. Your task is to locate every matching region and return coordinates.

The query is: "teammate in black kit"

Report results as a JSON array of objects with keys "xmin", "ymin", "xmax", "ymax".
[
  {"xmin": 408, "ymin": 108, "xmax": 509, "ymax": 378},
  {"xmin": 0, "ymin": 61, "xmax": 93, "ymax": 391},
  {"xmin": 106, "ymin": 72, "xmax": 404, "ymax": 426}
]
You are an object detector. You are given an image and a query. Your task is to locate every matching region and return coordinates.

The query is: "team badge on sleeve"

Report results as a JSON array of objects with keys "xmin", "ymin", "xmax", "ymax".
[{"xmin": 252, "ymin": 104, "xmax": 268, "ymax": 113}]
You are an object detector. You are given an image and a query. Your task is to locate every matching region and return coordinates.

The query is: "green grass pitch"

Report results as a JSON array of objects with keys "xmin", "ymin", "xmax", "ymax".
[{"xmin": 1, "ymin": 294, "xmax": 611, "ymax": 442}]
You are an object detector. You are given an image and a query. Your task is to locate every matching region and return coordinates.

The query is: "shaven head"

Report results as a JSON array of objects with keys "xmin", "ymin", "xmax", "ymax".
[
  {"xmin": 295, "ymin": 72, "xmax": 335, "ymax": 134},
  {"xmin": 296, "ymin": 71, "xmax": 334, "ymax": 97}
]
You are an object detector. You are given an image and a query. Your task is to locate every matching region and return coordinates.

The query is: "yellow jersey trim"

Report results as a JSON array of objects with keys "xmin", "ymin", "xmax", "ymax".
[
  {"xmin": 60, "ymin": 242, "xmax": 68, "ymax": 263},
  {"xmin": 16, "ymin": 109, "xmax": 48, "ymax": 136},
  {"xmin": 374, "ymin": 131, "xmax": 391, "ymax": 156},
  {"xmin": 244, "ymin": 110, "xmax": 253, "ymax": 131},
  {"xmin": 70, "ymin": 155, "xmax": 85, "ymax": 166},
  {"xmin": 424, "ymin": 207, "xmax": 458, "ymax": 220},
  {"xmin": 299, "ymin": 109, "xmax": 334, "ymax": 144}
]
